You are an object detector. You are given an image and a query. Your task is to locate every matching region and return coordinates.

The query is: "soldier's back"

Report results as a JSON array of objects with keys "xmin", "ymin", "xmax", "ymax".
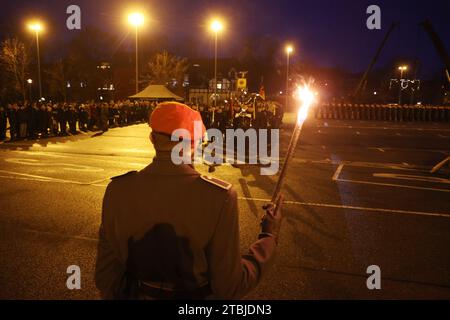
[{"xmin": 101, "ymin": 159, "xmax": 234, "ymax": 290}]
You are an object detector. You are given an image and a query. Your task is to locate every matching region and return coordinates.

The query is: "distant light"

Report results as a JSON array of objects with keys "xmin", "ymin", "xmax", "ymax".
[
  {"xmin": 398, "ymin": 65, "xmax": 408, "ymax": 71},
  {"xmin": 67, "ymin": 82, "xmax": 71, "ymax": 88},
  {"xmin": 193, "ymin": 64, "xmax": 200, "ymax": 67},
  {"xmin": 28, "ymin": 22, "xmax": 43, "ymax": 32},
  {"xmin": 279, "ymin": 91, "xmax": 283, "ymax": 95},
  {"xmin": 128, "ymin": 12, "xmax": 145, "ymax": 27},
  {"xmin": 373, "ymin": 91, "xmax": 377, "ymax": 95},
  {"xmin": 27, "ymin": 79, "xmax": 33, "ymax": 84},
  {"xmin": 210, "ymin": 19, "xmax": 224, "ymax": 33},
  {"xmin": 286, "ymin": 45, "xmax": 294, "ymax": 54},
  {"xmin": 100, "ymin": 96, "xmax": 103, "ymax": 100}
]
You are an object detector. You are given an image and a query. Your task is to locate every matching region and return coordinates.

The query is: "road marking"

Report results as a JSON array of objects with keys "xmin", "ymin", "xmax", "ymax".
[
  {"xmin": 332, "ymin": 164, "xmax": 344, "ymax": 181},
  {"xmin": 367, "ymin": 147, "xmax": 449, "ymax": 156},
  {"xmin": 336, "ymin": 177, "xmax": 450, "ymax": 193},
  {"xmin": 317, "ymin": 125, "xmax": 450, "ymax": 132},
  {"xmin": 5, "ymin": 158, "xmax": 105, "ymax": 172},
  {"xmin": 373, "ymin": 173, "xmax": 450, "ymax": 184},
  {"xmin": 238, "ymin": 197, "xmax": 450, "ymax": 219},
  {"xmin": 377, "ymin": 148, "xmax": 385, "ymax": 152},
  {"xmin": 438, "ymin": 134, "xmax": 450, "ymax": 139},
  {"xmin": 0, "ymin": 170, "xmax": 111, "ymax": 186},
  {"xmin": 0, "ymin": 170, "xmax": 82, "ymax": 184}
]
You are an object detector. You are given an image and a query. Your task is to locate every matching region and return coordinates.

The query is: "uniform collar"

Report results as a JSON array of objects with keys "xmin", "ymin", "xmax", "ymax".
[{"xmin": 141, "ymin": 152, "xmax": 199, "ymax": 176}]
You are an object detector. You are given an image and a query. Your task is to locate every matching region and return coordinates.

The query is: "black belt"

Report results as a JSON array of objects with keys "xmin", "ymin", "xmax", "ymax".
[{"xmin": 138, "ymin": 282, "xmax": 212, "ymax": 300}]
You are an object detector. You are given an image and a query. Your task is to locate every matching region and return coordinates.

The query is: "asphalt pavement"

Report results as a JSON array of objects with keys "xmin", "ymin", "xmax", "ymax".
[{"xmin": 0, "ymin": 118, "xmax": 449, "ymax": 299}]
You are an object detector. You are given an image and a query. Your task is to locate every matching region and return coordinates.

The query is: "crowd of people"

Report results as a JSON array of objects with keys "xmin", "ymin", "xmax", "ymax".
[
  {"xmin": 194, "ymin": 102, "xmax": 284, "ymax": 131},
  {"xmin": 0, "ymin": 100, "xmax": 152, "ymax": 141},
  {"xmin": 0, "ymin": 100, "xmax": 284, "ymax": 141}
]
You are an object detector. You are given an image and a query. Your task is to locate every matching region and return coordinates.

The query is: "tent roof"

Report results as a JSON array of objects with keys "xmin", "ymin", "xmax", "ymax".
[{"xmin": 129, "ymin": 84, "xmax": 184, "ymax": 100}]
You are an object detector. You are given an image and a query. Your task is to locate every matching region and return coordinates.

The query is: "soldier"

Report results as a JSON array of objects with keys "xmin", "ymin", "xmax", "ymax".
[
  {"xmin": 95, "ymin": 101, "xmax": 283, "ymax": 300},
  {"xmin": 0, "ymin": 105, "xmax": 7, "ymax": 140}
]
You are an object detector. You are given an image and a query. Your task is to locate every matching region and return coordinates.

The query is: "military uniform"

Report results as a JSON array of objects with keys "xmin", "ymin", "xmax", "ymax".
[
  {"xmin": 95, "ymin": 101, "xmax": 279, "ymax": 300},
  {"xmin": 95, "ymin": 153, "xmax": 277, "ymax": 299}
]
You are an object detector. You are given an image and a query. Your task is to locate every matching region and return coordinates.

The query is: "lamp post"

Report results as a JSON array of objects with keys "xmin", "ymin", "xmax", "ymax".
[
  {"xmin": 27, "ymin": 79, "xmax": 33, "ymax": 102},
  {"xmin": 210, "ymin": 19, "xmax": 223, "ymax": 108},
  {"xmin": 398, "ymin": 65, "xmax": 408, "ymax": 105},
  {"xmin": 128, "ymin": 12, "xmax": 145, "ymax": 94},
  {"xmin": 28, "ymin": 22, "xmax": 43, "ymax": 100},
  {"xmin": 285, "ymin": 45, "xmax": 294, "ymax": 110}
]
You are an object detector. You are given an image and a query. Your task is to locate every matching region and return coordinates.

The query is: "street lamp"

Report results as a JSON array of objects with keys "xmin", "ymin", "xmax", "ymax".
[
  {"xmin": 285, "ymin": 45, "xmax": 294, "ymax": 110},
  {"xmin": 398, "ymin": 65, "xmax": 408, "ymax": 79},
  {"xmin": 397, "ymin": 65, "xmax": 408, "ymax": 105},
  {"xmin": 210, "ymin": 19, "xmax": 224, "ymax": 108},
  {"xmin": 28, "ymin": 22, "xmax": 43, "ymax": 100},
  {"xmin": 128, "ymin": 12, "xmax": 145, "ymax": 94},
  {"xmin": 27, "ymin": 79, "xmax": 33, "ymax": 101}
]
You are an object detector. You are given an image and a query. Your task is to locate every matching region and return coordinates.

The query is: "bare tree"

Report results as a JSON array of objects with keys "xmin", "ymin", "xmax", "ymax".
[
  {"xmin": 46, "ymin": 58, "xmax": 74, "ymax": 102},
  {"xmin": 0, "ymin": 38, "xmax": 30, "ymax": 102},
  {"xmin": 143, "ymin": 50, "xmax": 188, "ymax": 86}
]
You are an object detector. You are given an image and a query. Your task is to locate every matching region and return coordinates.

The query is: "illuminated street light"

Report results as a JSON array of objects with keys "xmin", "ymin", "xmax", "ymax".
[
  {"xmin": 128, "ymin": 12, "xmax": 145, "ymax": 94},
  {"xmin": 285, "ymin": 44, "xmax": 294, "ymax": 110},
  {"xmin": 128, "ymin": 12, "xmax": 145, "ymax": 27},
  {"xmin": 209, "ymin": 18, "xmax": 224, "ymax": 108},
  {"xmin": 397, "ymin": 65, "xmax": 409, "ymax": 105},
  {"xmin": 27, "ymin": 21, "xmax": 44, "ymax": 100},
  {"xmin": 286, "ymin": 45, "xmax": 293, "ymax": 54},
  {"xmin": 27, "ymin": 79, "xmax": 33, "ymax": 101},
  {"xmin": 398, "ymin": 65, "xmax": 408, "ymax": 79}
]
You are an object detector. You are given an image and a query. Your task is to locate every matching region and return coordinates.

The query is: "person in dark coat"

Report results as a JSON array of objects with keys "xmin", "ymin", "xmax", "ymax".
[
  {"xmin": 17, "ymin": 105, "xmax": 28, "ymax": 139},
  {"xmin": 0, "ymin": 106, "xmax": 7, "ymax": 140},
  {"xmin": 95, "ymin": 102, "xmax": 283, "ymax": 300},
  {"xmin": 6, "ymin": 104, "xmax": 18, "ymax": 141}
]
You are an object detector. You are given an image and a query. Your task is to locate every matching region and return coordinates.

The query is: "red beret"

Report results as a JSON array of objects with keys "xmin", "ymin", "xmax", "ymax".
[{"xmin": 150, "ymin": 102, "xmax": 206, "ymax": 141}]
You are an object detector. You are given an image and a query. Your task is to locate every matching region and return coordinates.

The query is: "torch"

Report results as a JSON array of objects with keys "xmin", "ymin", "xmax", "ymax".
[{"xmin": 269, "ymin": 84, "xmax": 315, "ymax": 213}]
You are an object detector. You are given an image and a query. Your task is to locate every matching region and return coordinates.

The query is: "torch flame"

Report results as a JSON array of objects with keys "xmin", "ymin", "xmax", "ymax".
[{"xmin": 296, "ymin": 85, "xmax": 315, "ymax": 124}]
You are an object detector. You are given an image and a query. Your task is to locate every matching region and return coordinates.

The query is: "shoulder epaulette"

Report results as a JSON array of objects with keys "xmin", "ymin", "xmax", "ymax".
[
  {"xmin": 111, "ymin": 171, "xmax": 137, "ymax": 180},
  {"xmin": 200, "ymin": 175, "xmax": 232, "ymax": 190}
]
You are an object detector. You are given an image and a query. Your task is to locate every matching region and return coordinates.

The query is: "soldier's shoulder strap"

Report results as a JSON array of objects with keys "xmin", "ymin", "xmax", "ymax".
[
  {"xmin": 111, "ymin": 170, "xmax": 138, "ymax": 180},
  {"xmin": 200, "ymin": 175, "xmax": 232, "ymax": 191}
]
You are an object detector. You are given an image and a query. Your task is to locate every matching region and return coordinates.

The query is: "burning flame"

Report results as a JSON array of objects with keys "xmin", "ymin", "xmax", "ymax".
[{"xmin": 296, "ymin": 84, "xmax": 315, "ymax": 124}]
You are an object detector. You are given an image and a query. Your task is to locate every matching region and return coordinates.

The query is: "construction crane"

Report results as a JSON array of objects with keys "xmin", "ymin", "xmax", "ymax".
[
  {"xmin": 420, "ymin": 20, "xmax": 450, "ymax": 84},
  {"xmin": 353, "ymin": 20, "xmax": 449, "ymax": 102}
]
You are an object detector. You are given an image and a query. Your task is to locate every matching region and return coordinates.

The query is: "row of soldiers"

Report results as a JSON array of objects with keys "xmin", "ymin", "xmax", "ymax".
[
  {"xmin": 0, "ymin": 100, "xmax": 284, "ymax": 141},
  {"xmin": 192, "ymin": 102, "xmax": 284, "ymax": 131},
  {"xmin": 0, "ymin": 101, "xmax": 154, "ymax": 141}
]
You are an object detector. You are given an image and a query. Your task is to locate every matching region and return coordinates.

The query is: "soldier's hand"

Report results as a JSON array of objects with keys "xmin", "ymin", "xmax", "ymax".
[{"xmin": 260, "ymin": 194, "xmax": 284, "ymax": 243}]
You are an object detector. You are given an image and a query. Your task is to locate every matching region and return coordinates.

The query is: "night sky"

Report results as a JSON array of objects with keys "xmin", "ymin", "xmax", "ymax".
[{"xmin": 0, "ymin": 0, "xmax": 448, "ymax": 76}]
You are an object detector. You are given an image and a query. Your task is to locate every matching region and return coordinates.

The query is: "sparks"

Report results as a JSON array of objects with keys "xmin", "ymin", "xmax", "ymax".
[{"xmin": 295, "ymin": 84, "xmax": 315, "ymax": 124}]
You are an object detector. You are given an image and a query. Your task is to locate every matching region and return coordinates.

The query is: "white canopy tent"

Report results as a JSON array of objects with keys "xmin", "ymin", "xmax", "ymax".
[{"xmin": 129, "ymin": 84, "xmax": 184, "ymax": 101}]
